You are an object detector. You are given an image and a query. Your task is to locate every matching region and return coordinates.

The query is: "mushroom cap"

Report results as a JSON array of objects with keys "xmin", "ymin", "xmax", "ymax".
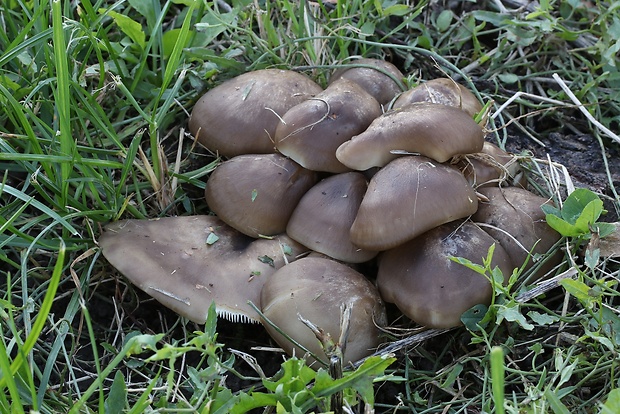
[
  {"xmin": 377, "ymin": 221, "xmax": 514, "ymax": 328},
  {"xmin": 100, "ymin": 216, "xmax": 308, "ymax": 324},
  {"xmin": 328, "ymin": 58, "xmax": 405, "ymax": 105},
  {"xmin": 274, "ymin": 79, "xmax": 382, "ymax": 173},
  {"xmin": 286, "ymin": 172, "xmax": 378, "ymax": 263},
  {"xmin": 205, "ymin": 154, "xmax": 317, "ymax": 238},
  {"xmin": 455, "ymin": 142, "xmax": 522, "ymax": 188},
  {"xmin": 260, "ymin": 257, "xmax": 387, "ymax": 366},
  {"xmin": 189, "ymin": 69, "xmax": 322, "ymax": 157},
  {"xmin": 472, "ymin": 186, "xmax": 562, "ymax": 280},
  {"xmin": 350, "ymin": 156, "xmax": 479, "ymax": 251},
  {"xmin": 335, "ymin": 102, "xmax": 485, "ymax": 171},
  {"xmin": 393, "ymin": 78, "xmax": 483, "ymax": 117}
]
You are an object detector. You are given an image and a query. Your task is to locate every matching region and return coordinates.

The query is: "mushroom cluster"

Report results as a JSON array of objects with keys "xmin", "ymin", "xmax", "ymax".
[{"xmin": 100, "ymin": 59, "xmax": 562, "ymax": 366}]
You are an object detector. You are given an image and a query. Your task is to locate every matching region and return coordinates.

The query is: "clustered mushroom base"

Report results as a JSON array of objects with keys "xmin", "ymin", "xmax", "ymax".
[{"xmin": 100, "ymin": 59, "xmax": 562, "ymax": 367}]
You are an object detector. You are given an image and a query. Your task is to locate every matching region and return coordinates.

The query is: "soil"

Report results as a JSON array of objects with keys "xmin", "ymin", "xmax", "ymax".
[{"xmin": 504, "ymin": 128, "xmax": 620, "ymax": 220}]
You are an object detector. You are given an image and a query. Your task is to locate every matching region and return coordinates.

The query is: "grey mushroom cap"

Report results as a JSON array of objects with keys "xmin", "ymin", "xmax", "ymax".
[
  {"xmin": 274, "ymin": 78, "xmax": 382, "ymax": 173},
  {"xmin": 100, "ymin": 216, "xmax": 308, "ymax": 324},
  {"xmin": 260, "ymin": 257, "xmax": 387, "ymax": 366},
  {"xmin": 328, "ymin": 58, "xmax": 405, "ymax": 105},
  {"xmin": 472, "ymin": 186, "xmax": 562, "ymax": 280},
  {"xmin": 205, "ymin": 154, "xmax": 317, "ymax": 238},
  {"xmin": 286, "ymin": 172, "xmax": 378, "ymax": 263},
  {"xmin": 393, "ymin": 78, "xmax": 483, "ymax": 117},
  {"xmin": 336, "ymin": 102, "xmax": 485, "ymax": 171},
  {"xmin": 455, "ymin": 142, "xmax": 523, "ymax": 188},
  {"xmin": 189, "ymin": 69, "xmax": 322, "ymax": 157},
  {"xmin": 377, "ymin": 221, "xmax": 514, "ymax": 328},
  {"xmin": 350, "ymin": 156, "xmax": 479, "ymax": 251}
]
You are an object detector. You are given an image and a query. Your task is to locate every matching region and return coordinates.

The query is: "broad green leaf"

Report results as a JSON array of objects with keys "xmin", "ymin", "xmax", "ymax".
[
  {"xmin": 527, "ymin": 311, "xmax": 559, "ymax": 326},
  {"xmin": 560, "ymin": 279, "xmax": 595, "ymax": 307},
  {"xmin": 194, "ymin": 9, "xmax": 238, "ymax": 46},
  {"xmin": 128, "ymin": 0, "xmax": 156, "ymax": 30},
  {"xmin": 545, "ymin": 214, "xmax": 582, "ymax": 237},
  {"xmin": 496, "ymin": 303, "xmax": 534, "ymax": 330},
  {"xmin": 573, "ymin": 199, "xmax": 604, "ymax": 233},
  {"xmin": 540, "ymin": 203, "xmax": 562, "ymax": 217},
  {"xmin": 125, "ymin": 333, "xmax": 164, "ymax": 356},
  {"xmin": 440, "ymin": 363, "xmax": 463, "ymax": 389},
  {"xmin": 227, "ymin": 391, "xmax": 276, "ymax": 414},
  {"xmin": 461, "ymin": 304, "xmax": 489, "ymax": 331},
  {"xmin": 162, "ymin": 28, "xmax": 195, "ymax": 59},
  {"xmin": 543, "ymin": 388, "xmax": 570, "ymax": 414},
  {"xmin": 104, "ymin": 370, "xmax": 128, "ymax": 414},
  {"xmin": 262, "ymin": 358, "xmax": 316, "ymax": 393},
  {"xmin": 382, "ymin": 4, "xmax": 410, "ymax": 17},
  {"xmin": 600, "ymin": 389, "xmax": 620, "ymax": 414},
  {"xmin": 594, "ymin": 222, "xmax": 616, "ymax": 238},
  {"xmin": 341, "ymin": 355, "xmax": 396, "ymax": 405},
  {"xmin": 498, "ymin": 73, "xmax": 519, "ymax": 84},
  {"xmin": 436, "ymin": 10, "xmax": 453, "ymax": 32},
  {"xmin": 560, "ymin": 188, "xmax": 601, "ymax": 223},
  {"xmin": 104, "ymin": 10, "xmax": 146, "ymax": 49}
]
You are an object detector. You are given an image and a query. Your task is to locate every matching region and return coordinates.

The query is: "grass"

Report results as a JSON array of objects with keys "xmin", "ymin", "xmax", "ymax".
[{"xmin": 1, "ymin": 0, "xmax": 619, "ymax": 412}]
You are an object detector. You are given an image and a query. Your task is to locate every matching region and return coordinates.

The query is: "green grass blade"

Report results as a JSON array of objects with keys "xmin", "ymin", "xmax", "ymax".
[
  {"xmin": 0, "ymin": 184, "xmax": 78, "ymax": 235},
  {"xmin": 0, "ymin": 324, "xmax": 26, "ymax": 414},
  {"xmin": 0, "ymin": 241, "xmax": 65, "ymax": 390},
  {"xmin": 490, "ymin": 346, "xmax": 505, "ymax": 414},
  {"xmin": 52, "ymin": 0, "xmax": 76, "ymax": 208}
]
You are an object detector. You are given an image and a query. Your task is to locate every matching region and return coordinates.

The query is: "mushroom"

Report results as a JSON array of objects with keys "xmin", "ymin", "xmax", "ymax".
[
  {"xmin": 286, "ymin": 172, "xmax": 378, "ymax": 263},
  {"xmin": 335, "ymin": 102, "xmax": 485, "ymax": 171},
  {"xmin": 393, "ymin": 77, "xmax": 483, "ymax": 117},
  {"xmin": 350, "ymin": 156, "xmax": 479, "ymax": 251},
  {"xmin": 377, "ymin": 221, "xmax": 514, "ymax": 328},
  {"xmin": 189, "ymin": 69, "xmax": 322, "ymax": 157},
  {"xmin": 454, "ymin": 141, "xmax": 523, "ymax": 188},
  {"xmin": 205, "ymin": 154, "xmax": 317, "ymax": 238},
  {"xmin": 472, "ymin": 186, "xmax": 562, "ymax": 281},
  {"xmin": 99, "ymin": 216, "xmax": 308, "ymax": 324},
  {"xmin": 260, "ymin": 257, "xmax": 387, "ymax": 366},
  {"xmin": 274, "ymin": 78, "xmax": 382, "ymax": 173},
  {"xmin": 328, "ymin": 58, "xmax": 405, "ymax": 105}
]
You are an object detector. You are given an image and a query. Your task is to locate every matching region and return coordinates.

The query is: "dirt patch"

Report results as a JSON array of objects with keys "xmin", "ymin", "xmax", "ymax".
[{"xmin": 503, "ymin": 128, "xmax": 620, "ymax": 220}]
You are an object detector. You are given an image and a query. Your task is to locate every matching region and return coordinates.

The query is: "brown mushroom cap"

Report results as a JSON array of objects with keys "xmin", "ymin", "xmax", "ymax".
[
  {"xmin": 472, "ymin": 187, "xmax": 562, "ymax": 280},
  {"xmin": 377, "ymin": 221, "xmax": 514, "ymax": 328},
  {"xmin": 189, "ymin": 69, "xmax": 322, "ymax": 157},
  {"xmin": 100, "ymin": 216, "xmax": 308, "ymax": 324},
  {"xmin": 274, "ymin": 79, "xmax": 382, "ymax": 173},
  {"xmin": 455, "ymin": 142, "xmax": 523, "ymax": 188},
  {"xmin": 350, "ymin": 156, "xmax": 479, "ymax": 251},
  {"xmin": 335, "ymin": 102, "xmax": 485, "ymax": 171},
  {"xmin": 286, "ymin": 172, "xmax": 378, "ymax": 263},
  {"xmin": 205, "ymin": 154, "xmax": 317, "ymax": 238},
  {"xmin": 393, "ymin": 78, "xmax": 483, "ymax": 117},
  {"xmin": 260, "ymin": 257, "xmax": 387, "ymax": 366},
  {"xmin": 328, "ymin": 58, "xmax": 405, "ymax": 105}
]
